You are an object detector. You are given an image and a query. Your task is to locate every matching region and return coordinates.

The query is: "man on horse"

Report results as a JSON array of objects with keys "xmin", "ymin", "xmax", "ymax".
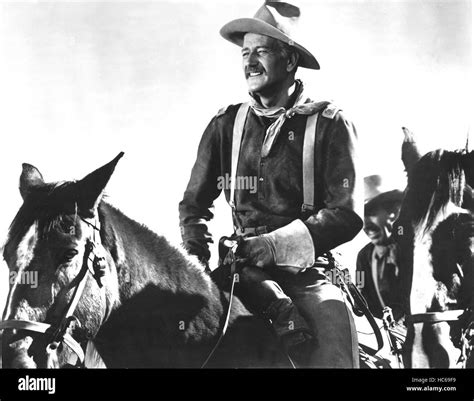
[
  {"xmin": 179, "ymin": 1, "xmax": 363, "ymax": 367},
  {"xmin": 357, "ymin": 189, "xmax": 405, "ymax": 320}
]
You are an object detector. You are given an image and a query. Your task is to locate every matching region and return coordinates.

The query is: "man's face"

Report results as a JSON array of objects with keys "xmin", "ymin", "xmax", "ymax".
[
  {"xmin": 241, "ymin": 33, "xmax": 290, "ymax": 96},
  {"xmin": 363, "ymin": 210, "xmax": 397, "ymax": 246}
]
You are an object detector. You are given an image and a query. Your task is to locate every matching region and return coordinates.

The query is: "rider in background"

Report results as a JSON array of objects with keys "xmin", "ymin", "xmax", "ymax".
[
  {"xmin": 356, "ymin": 190, "xmax": 405, "ymax": 321},
  {"xmin": 356, "ymin": 127, "xmax": 423, "ymax": 322},
  {"xmin": 179, "ymin": 1, "xmax": 363, "ymax": 367}
]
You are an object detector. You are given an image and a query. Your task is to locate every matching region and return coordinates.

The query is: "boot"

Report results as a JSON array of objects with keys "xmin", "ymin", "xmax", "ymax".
[{"xmin": 265, "ymin": 298, "xmax": 316, "ymax": 367}]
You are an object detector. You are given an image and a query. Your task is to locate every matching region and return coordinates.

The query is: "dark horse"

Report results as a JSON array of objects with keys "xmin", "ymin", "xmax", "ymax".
[
  {"xmin": 1, "ymin": 153, "xmax": 288, "ymax": 368},
  {"xmin": 396, "ymin": 149, "xmax": 474, "ymax": 368}
]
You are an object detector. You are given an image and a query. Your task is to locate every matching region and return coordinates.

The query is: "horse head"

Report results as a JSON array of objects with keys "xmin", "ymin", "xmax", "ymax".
[
  {"xmin": 398, "ymin": 149, "xmax": 474, "ymax": 368},
  {"xmin": 1, "ymin": 153, "xmax": 123, "ymax": 368}
]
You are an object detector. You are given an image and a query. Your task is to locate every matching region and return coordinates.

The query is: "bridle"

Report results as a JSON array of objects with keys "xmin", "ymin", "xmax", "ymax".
[
  {"xmin": 406, "ymin": 308, "xmax": 474, "ymax": 368},
  {"xmin": 405, "ymin": 220, "xmax": 474, "ymax": 366},
  {"xmin": 404, "ymin": 204, "xmax": 474, "ymax": 367},
  {"xmin": 0, "ymin": 216, "xmax": 107, "ymax": 368}
]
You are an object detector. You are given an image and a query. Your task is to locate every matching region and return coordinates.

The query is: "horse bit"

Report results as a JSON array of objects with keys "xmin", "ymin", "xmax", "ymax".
[{"xmin": 0, "ymin": 215, "xmax": 106, "ymax": 368}]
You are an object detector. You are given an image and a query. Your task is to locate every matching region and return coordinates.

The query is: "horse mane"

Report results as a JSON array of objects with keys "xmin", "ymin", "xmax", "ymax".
[
  {"xmin": 96, "ymin": 201, "xmax": 217, "ymax": 297},
  {"xmin": 403, "ymin": 149, "xmax": 466, "ymax": 235}
]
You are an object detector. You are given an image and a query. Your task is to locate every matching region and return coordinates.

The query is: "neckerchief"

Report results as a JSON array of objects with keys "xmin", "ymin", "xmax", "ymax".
[
  {"xmin": 249, "ymin": 80, "xmax": 329, "ymax": 158},
  {"xmin": 372, "ymin": 243, "xmax": 399, "ymax": 304},
  {"xmin": 373, "ymin": 243, "xmax": 398, "ymax": 266}
]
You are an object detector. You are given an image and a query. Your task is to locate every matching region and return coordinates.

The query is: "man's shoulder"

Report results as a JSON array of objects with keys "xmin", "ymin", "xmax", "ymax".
[
  {"xmin": 357, "ymin": 242, "xmax": 375, "ymax": 264},
  {"xmin": 304, "ymin": 98, "xmax": 341, "ymax": 120},
  {"xmin": 321, "ymin": 103, "xmax": 340, "ymax": 120},
  {"xmin": 214, "ymin": 103, "xmax": 246, "ymax": 120},
  {"xmin": 202, "ymin": 103, "xmax": 247, "ymax": 139}
]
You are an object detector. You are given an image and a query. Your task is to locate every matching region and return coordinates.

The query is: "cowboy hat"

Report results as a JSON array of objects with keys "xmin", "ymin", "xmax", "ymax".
[
  {"xmin": 220, "ymin": 1, "xmax": 320, "ymax": 70},
  {"xmin": 364, "ymin": 189, "xmax": 404, "ymax": 217}
]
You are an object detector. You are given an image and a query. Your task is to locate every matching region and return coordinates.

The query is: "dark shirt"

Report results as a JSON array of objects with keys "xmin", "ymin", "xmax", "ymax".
[
  {"xmin": 356, "ymin": 242, "xmax": 404, "ymax": 320},
  {"xmin": 179, "ymin": 101, "xmax": 364, "ymax": 264}
]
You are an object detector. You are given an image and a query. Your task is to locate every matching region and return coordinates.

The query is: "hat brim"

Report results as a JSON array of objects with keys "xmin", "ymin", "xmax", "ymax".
[
  {"xmin": 220, "ymin": 18, "xmax": 320, "ymax": 70},
  {"xmin": 365, "ymin": 189, "xmax": 405, "ymax": 209}
]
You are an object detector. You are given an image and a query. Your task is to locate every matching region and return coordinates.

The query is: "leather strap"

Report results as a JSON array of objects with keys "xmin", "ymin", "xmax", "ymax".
[
  {"xmin": 201, "ymin": 244, "xmax": 239, "ymax": 368},
  {"xmin": 235, "ymin": 225, "xmax": 268, "ymax": 237},
  {"xmin": 230, "ymin": 103, "xmax": 323, "ymax": 215},
  {"xmin": 0, "ymin": 320, "xmax": 85, "ymax": 363},
  {"xmin": 302, "ymin": 112, "xmax": 319, "ymax": 213},
  {"xmin": 406, "ymin": 309, "xmax": 466, "ymax": 325},
  {"xmin": 0, "ymin": 216, "xmax": 102, "ymax": 366},
  {"xmin": 229, "ymin": 103, "xmax": 250, "ymax": 209}
]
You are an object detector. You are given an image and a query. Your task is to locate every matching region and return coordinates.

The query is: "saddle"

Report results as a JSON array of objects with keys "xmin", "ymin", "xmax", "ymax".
[{"xmin": 211, "ymin": 237, "xmax": 397, "ymax": 355}]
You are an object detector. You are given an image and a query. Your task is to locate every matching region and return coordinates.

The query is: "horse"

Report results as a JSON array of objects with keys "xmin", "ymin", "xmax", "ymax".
[
  {"xmin": 396, "ymin": 149, "xmax": 474, "ymax": 368},
  {"xmin": 1, "ymin": 153, "xmax": 289, "ymax": 368}
]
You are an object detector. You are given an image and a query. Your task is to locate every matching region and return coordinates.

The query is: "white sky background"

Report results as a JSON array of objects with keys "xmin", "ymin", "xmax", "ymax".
[{"xmin": 0, "ymin": 0, "xmax": 472, "ymax": 291}]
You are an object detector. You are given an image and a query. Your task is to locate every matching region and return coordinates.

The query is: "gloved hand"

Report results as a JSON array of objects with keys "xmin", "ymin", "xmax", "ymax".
[
  {"xmin": 236, "ymin": 220, "xmax": 316, "ymax": 269},
  {"xmin": 236, "ymin": 236, "xmax": 275, "ymax": 268}
]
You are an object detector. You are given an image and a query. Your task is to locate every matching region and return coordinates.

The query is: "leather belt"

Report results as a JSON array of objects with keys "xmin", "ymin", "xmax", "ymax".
[{"xmin": 235, "ymin": 226, "xmax": 269, "ymax": 237}]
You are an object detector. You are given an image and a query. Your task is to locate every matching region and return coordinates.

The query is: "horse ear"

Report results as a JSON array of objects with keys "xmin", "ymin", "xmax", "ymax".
[
  {"xmin": 462, "ymin": 151, "xmax": 474, "ymax": 184},
  {"xmin": 19, "ymin": 163, "xmax": 45, "ymax": 200},
  {"xmin": 77, "ymin": 152, "xmax": 124, "ymax": 214}
]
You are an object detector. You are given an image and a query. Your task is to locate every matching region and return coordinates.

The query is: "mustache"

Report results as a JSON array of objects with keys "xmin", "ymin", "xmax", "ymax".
[{"xmin": 245, "ymin": 66, "xmax": 265, "ymax": 76}]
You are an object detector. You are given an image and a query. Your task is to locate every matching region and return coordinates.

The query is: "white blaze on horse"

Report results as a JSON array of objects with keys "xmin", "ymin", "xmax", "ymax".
[{"xmin": 396, "ymin": 149, "xmax": 474, "ymax": 368}]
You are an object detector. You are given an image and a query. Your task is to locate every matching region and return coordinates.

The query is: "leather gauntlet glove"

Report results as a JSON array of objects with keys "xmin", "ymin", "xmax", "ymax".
[{"xmin": 236, "ymin": 220, "xmax": 316, "ymax": 269}]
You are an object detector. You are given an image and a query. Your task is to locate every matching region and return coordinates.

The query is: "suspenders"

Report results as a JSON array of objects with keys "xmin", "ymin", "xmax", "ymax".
[
  {"xmin": 302, "ymin": 113, "xmax": 318, "ymax": 213},
  {"xmin": 229, "ymin": 102, "xmax": 319, "ymax": 215},
  {"xmin": 229, "ymin": 102, "xmax": 250, "ymax": 210}
]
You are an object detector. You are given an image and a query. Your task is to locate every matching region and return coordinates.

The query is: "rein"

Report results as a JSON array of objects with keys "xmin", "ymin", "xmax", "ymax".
[
  {"xmin": 200, "ymin": 239, "xmax": 239, "ymax": 368},
  {"xmin": 322, "ymin": 253, "xmax": 385, "ymax": 353},
  {"xmin": 405, "ymin": 309, "xmax": 466, "ymax": 325},
  {"xmin": 0, "ymin": 216, "xmax": 105, "ymax": 368}
]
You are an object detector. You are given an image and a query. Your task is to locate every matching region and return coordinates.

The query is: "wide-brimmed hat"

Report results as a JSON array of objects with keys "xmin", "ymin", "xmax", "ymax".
[
  {"xmin": 364, "ymin": 189, "xmax": 404, "ymax": 217},
  {"xmin": 220, "ymin": 1, "xmax": 320, "ymax": 70}
]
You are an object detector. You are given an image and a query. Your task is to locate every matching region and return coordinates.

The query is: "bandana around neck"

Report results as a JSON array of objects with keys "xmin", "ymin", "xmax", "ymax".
[{"xmin": 249, "ymin": 80, "xmax": 330, "ymax": 157}]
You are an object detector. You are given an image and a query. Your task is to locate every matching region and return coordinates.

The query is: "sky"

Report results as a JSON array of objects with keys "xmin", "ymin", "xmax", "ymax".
[{"xmin": 0, "ymin": 0, "xmax": 472, "ymax": 300}]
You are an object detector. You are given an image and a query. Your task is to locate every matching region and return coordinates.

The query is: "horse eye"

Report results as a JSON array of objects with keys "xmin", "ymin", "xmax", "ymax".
[{"xmin": 63, "ymin": 249, "xmax": 78, "ymax": 262}]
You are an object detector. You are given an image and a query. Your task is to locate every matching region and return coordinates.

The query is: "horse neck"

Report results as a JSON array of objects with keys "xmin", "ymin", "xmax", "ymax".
[
  {"xmin": 93, "ymin": 202, "xmax": 225, "ymax": 367},
  {"xmin": 98, "ymin": 200, "xmax": 226, "ymax": 299},
  {"xmin": 97, "ymin": 202, "xmax": 161, "ymax": 295}
]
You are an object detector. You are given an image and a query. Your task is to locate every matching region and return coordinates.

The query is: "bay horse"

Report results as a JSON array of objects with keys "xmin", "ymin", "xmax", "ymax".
[
  {"xmin": 1, "ymin": 153, "xmax": 288, "ymax": 368},
  {"xmin": 396, "ymin": 149, "xmax": 474, "ymax": 368}
]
